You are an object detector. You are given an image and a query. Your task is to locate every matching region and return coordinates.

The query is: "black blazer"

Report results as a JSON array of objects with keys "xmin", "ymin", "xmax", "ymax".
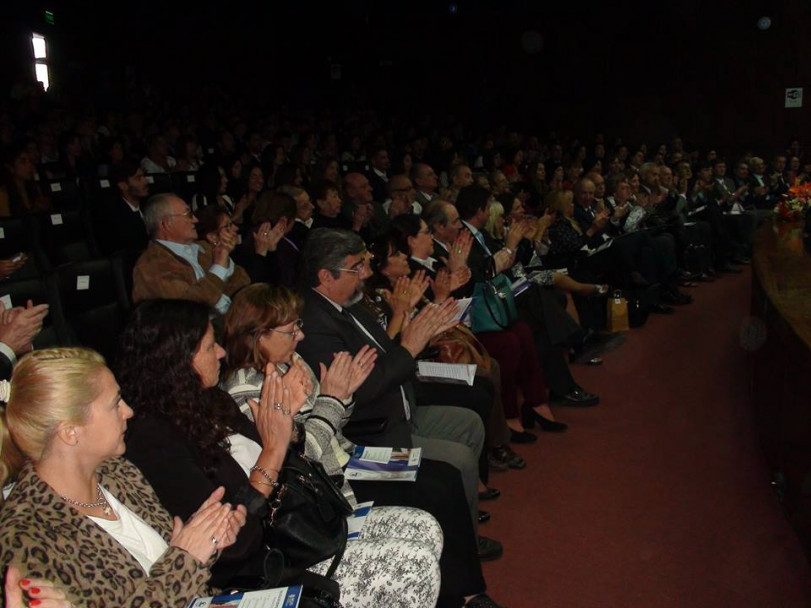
[
  {"xmin": 460, "ymin": 224, "xmax": 496, "ymax": 286},
  {"xmin": 297, "ymin": 289, "xmax": 416, "ymax": 448},
  {"xmin": 366, "ymin": 170, "xmax": 389, "ymax": 204},
  {"xmin": 0, "ymin": 350, "xmax": 13, "ymax": 381},
  {"xmin": 97, "ymin": 198, "xmax": 149, "ymax": 256},
  {"xmin": 124, "ymin": 406, "xmax": 268, "ymax": 588}
]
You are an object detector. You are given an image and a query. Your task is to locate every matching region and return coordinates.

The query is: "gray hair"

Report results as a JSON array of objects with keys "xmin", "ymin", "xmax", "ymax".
[
  {"xmin": 142, "ymin": 193, "xmax": 177, "ymax": 238},
  {"xmin": 422, "ymin": 199, "xmax": 450, "ymax": 230},
  {"xmin": 300, "ymin": 228, "xmax": 366, "ymax": 289},
  {"xmin": 639, "ymin": 162, "xmax": 659, "ymax": 180}
]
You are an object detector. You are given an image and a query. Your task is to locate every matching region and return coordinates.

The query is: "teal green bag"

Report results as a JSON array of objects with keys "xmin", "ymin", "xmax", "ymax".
[{"xmin": 470, "ymin": 274, "xmax": 517, "ymax": 333}]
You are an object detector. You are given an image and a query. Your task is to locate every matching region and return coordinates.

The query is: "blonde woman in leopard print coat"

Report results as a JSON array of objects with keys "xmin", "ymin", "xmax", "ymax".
[{"xmin": 0, "ymin": 348, "xmax": 246, "ymax": 608}]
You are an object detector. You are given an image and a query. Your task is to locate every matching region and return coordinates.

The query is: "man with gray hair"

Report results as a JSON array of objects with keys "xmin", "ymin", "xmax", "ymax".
[
  {"xmin": 132, "ymin": 193, "xmax": 249, "ymax": 312},
  {"xmin": 297, "ymin": 228, "xmax": 505, "ymax": 566}
]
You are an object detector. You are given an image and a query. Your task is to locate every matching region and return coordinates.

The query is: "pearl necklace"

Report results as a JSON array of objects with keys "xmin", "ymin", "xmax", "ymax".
[{"xmin": 61, "ymin": 484, "xmax": 113, "ymax": 516}]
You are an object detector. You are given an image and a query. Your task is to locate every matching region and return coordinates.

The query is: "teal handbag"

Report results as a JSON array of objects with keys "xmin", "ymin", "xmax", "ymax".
[{"xmin": 470, "ymin": 274, "xmax": 517, "ymax": 333}]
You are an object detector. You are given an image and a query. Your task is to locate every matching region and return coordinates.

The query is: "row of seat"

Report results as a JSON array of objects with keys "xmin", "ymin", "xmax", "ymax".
[
  {"xmin": 2, "ymin": 256, "xmax": 132, "ymax": 363},
  {"xmin": 36, "ymin": 170, "xmax": 200, "ymax": 212}
]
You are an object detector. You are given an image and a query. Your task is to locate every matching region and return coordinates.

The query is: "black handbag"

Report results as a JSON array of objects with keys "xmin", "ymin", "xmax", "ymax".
[{"xmin": 263, "ymin": 448, "xmax": 354, "ymax": 571}]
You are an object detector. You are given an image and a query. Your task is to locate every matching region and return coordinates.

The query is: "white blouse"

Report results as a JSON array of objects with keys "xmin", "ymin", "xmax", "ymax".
[
  {"xmin": 89, "ymin": 487, "xmax": 169, "ymax": 574},
  {"xmin": 227, "ymin": 432, "xmax": 263, "ymax": 477}
]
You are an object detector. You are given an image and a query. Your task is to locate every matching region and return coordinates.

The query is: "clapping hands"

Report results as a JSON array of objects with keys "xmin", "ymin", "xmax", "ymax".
[
  {"xmin": 170, "ymin": 486, "xmax": 246, "ymax": 564},
  {"xmin": 319, "ymin": 346, "xmax": 377, "ymax": 400},
  {"xmin": 400, "ymin": 298, "xmax": 460, "ymax": 357}
]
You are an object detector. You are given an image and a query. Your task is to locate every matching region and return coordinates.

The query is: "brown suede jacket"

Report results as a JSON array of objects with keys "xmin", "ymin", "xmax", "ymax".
[{"xmin": 132, "ymin": 240, "xmax": 249, "ymax": 307}]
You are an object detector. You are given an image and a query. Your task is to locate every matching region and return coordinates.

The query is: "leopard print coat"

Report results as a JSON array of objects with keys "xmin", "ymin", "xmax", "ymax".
[{"xmin": 0, "ymin": 458, "xmax": 212, "ymax": 607}]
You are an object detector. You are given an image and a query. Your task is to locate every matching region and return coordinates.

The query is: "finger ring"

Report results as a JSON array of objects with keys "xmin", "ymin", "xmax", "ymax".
[
  {"xmin": 264, "ymin": 232, "xmax": 269, "ymax": 236},
  {"xmin": 456, "ymin": 249, "xmax": 462, "ymax": 253},
  {"xmin": 210, "ymin": 536, "xmax": 219, "ymax": 546},
  {"xmin": 282, "ymin": 407, "xmax": 291, "ymax": 415},
  {"xmin": 358, "ymin": 362, "xmax": 364, "ymax": 368},
  {"xmin": 273, "ymin": 402, "xmax": 283, "ymax": 410}
]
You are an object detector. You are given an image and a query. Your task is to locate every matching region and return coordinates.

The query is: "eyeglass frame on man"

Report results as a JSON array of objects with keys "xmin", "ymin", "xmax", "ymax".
[
  {"xmin": 332, "ymin": 251, "xmax": 374, "ymax": 275},
  {"xmin": 165, "ymin": 209, "xmax": 194, "ymax": 219}
]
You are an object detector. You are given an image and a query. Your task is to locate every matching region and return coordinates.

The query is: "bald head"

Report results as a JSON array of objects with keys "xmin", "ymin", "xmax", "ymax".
[
  {"xmin": 343, "ymin": 172, "xmax": 373, "ymax": 204},
  {"xmin": 412, "ymin": 163, "xmax": 438, "ymax": 193},
  {"xmin": 573, "ymin": 178, "xmax": 595, "ymax": 208},
  {"xmin": 585, "ymin": 172, "xmax": 605, "ymax": 198}
]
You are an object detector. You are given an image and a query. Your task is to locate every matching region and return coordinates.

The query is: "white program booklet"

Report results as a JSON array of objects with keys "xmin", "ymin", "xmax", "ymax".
[
  {"xmin": 416, "ymin": 361, "xmax": 476, "ymax": 386},
  {"xmin": 188, "ymin": 585, "xmax": 302, "ymax": 608}
]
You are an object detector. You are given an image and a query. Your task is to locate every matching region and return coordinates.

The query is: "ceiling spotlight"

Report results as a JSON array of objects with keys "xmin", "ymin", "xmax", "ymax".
[{"xmin": 757, "ymin": 16, "xmax": 772, "ymax": 30}]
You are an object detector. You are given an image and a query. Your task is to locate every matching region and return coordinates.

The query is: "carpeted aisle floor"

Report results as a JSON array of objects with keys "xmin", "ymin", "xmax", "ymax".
[{"xmin": 480, "ymin": 270, "xmax": 811, "ymax": 608}]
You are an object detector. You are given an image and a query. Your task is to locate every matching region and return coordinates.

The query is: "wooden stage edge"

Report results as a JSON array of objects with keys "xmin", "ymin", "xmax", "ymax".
[{"xmin": 750, "ymin": 219, "xmax": 811, "ymax": 559}]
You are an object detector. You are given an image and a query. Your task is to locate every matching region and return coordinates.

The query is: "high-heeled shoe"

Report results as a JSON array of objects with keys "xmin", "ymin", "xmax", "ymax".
[{"xmin": 522, "ymin": 405, "xmax": 568, "ymax": 432}]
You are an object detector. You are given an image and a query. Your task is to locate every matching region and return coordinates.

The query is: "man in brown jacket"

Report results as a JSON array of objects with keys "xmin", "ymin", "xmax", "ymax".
[{"xmin": 132, "ymin": 193, "xmax": 249, "ymax": 312}]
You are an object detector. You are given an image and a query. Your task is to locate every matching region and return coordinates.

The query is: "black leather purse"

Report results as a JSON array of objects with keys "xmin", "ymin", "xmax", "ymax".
[{"xmin": 263, "ymin": 448, "xmax": 354, "ymax": 571}]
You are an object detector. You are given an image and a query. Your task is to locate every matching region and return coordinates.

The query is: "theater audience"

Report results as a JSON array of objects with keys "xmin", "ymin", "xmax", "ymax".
[{"xmin": 0, "ymin": 85, "xmax": 797, "ymax": 608}]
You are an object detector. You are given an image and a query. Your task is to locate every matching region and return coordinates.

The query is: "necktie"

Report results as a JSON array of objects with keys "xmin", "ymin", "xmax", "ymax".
[{"xmin": 474, "ymin": 230, "xmax": 492, "ymax": 256}]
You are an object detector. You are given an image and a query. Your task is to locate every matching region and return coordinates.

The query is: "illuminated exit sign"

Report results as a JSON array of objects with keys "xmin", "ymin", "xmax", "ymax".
[{"xmin": 45, "ymin": 11, "xmax": 55, "ymax": 25}]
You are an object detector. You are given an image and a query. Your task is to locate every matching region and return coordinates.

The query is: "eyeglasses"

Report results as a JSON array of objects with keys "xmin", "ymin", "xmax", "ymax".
[
  {"xmin": 269, "ymin": 319, "xmax": 304, "ymax": 339},
  {"xmin": 166, "ymin": 209, "xmax": 193, "ymax": 219},
  {"xmin": 333, "ymin": 253, "xmax": 374, "ymax": 274},
  {"xmin": 333, "ymin": 265, "xmax": 364, "ymax": 275}
]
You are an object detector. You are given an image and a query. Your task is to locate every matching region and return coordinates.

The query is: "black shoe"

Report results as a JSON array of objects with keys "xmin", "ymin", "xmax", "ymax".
[
  {"xmin": 509, "ymin": 429, "xmax": 538, "ymax": 444},
  {"xmin": 491, "ymin": 445, "xmax": 527, "ymax": 470},
  {"xmin": 552, "ymin": 388, "xmax": 600, "ymax": 407},
  {"xmin": 502, "ymin": 445, "xmax": 527, "ymax": 469},
  {"xmin": 662, "ymin": 289, "xmax": 693, "ymax": 305},
  {"xmin": 465, "ymin": 593, "xmax": 505, "ymax": 608},
  {"xmin": 478, "ymin": 487, "xmax": 501, "ymax": 501},
  {"xmin": 478, "ymin": 510, "xmax": 490, "ymax": 524},
  {"xmin": 477, "ymin": 535, "xmax": 503, "ymax": 561},
  {"xmin": 522, "ymin": 405, "xmax": 568, "ymax": 432},
  {"xmin": 696, "ymin": 272, "xmax": 715, "ymax": 282},
  {"xmin": 650, "ymin": 303, "xmax": 675, "ymax": 314},
  {"xmin": 487, "ymin": 453, "xmax": 509, "ymax": 472}
]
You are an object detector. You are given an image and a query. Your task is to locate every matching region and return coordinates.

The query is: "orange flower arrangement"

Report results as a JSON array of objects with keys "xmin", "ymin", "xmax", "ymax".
[{"xmin": 775, "ymin": 183, "xmax": 811, "ymax": 221}]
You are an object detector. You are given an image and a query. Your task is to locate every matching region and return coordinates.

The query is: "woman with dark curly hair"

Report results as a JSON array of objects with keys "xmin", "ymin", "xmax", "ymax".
[{"xmin": 117, "ymin": 299, "xmax": 441, "ymax": 607}]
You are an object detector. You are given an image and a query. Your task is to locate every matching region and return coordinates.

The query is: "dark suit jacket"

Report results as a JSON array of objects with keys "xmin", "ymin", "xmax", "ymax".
[
  {"xmin": 0, "ymin": 350, "xmax": 12, "ymax": 381},
  {"xmin": 366, "ymin": 170, "xmax": 389, "ymax": 204},
  {"xmin": 460, "ymin": 223, "xmax": 496, "ymax": 286},
  {"xmin": 97, "ymin": 198, "xmax": 149, "ymax": 255},
  {"xmin": 288, "ymin": 220, "xmax": 310, "ymax": 249},
  {"xmin": 297, "ymin": 289, "xmax": 416, "ymax": 447}
]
